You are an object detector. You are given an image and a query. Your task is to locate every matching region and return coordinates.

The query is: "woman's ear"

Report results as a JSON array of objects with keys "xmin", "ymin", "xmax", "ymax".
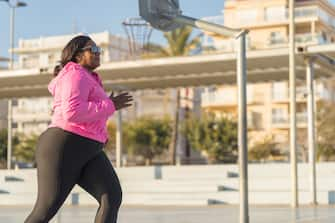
[{"xmin": 75, "ymin": 53, "xmax": 82, "ymax": 63}]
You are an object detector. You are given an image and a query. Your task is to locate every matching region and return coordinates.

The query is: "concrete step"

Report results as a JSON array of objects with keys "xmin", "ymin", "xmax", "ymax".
[
  {"xmin": 75, "ymin": 190, "xmax": 332, "ymax": 205},
  {"xmin": 0, "ymin": 193, "xmax": 76, "ymax": 205},
  {"xmin": 0, "ymin": 188, "xmax": 333, "ymax": 206},
  {"xmin": 3, "ymin": 175, "xmax": 335, "ymax": 194},
  {"xmin": 220, "ymin": 178, "xmax": 335, "ymax": 191}
]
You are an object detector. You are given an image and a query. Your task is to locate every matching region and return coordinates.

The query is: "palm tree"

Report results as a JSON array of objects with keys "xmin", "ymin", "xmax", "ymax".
[
  {"xmin": 144, "ymin": 26, "xmax": 202, "ymax": 164},
  {"xmin": 144, "ymin": 26, "xmax": 201, "ymax": 57}
]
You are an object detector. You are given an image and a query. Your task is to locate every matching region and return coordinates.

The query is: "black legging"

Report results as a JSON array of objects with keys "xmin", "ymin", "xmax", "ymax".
[{"xmin": 24, "ymin": 127, "xmax": 122, "ymax": 223}]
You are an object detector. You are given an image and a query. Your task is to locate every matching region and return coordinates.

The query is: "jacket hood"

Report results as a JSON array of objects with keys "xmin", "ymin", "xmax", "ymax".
[{"xmin": 48, "ymin": 62, "xmax": 80, "ymax": 96}]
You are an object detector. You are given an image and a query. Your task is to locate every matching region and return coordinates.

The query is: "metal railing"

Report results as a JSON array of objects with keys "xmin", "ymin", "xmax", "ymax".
[
  {"xmin": 269, "ymin": 33, "xmax": 327, "ymax": 46},
  {"xmin": 272, "ymin": 113, "xmax": 307, "ymax": 124}
]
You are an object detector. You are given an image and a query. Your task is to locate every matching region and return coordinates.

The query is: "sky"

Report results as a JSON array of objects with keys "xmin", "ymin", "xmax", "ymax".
[{"xmin": 0, "ymin": 0, "xmax": 225, "ymax": 59}]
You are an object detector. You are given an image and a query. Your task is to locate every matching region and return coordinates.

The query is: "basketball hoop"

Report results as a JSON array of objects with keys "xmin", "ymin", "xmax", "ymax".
[{"xmin": 122, "ymin": 17, "xmax": 153, "ymax": 58}]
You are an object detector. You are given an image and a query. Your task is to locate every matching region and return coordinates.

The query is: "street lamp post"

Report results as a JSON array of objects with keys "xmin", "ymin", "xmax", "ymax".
[
  {"xmin": 0, "ymin": 0, "xmax": 27, "ymax": 169},
  {"xmin": 1, "ymin": 0, "xmax": 27, "ymax": 69},
  {"xmin": 289, "ymin": 0, "xmax": 298, "ymax": 208}
]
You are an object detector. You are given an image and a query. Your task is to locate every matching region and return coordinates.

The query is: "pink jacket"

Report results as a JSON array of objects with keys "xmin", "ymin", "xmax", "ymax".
[{"xmin": 48, "ymin": 62, "xmax": 116, "ymax": 143}]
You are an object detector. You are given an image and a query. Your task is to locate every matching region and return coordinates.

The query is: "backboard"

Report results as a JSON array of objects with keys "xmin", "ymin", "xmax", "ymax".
[{"xmin": 139, "ymin": 0, "xmax": 182, "ymax": 31}]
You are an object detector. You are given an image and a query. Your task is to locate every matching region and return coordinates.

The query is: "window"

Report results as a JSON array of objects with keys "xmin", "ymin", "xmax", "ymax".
[
  {"xmin": 272, "ymin": 108, "xmax": 287, "ymax": 124},
  {"xmin": 12, "ymin": 122, "xmax": 18, "ymax": 128},
  {"xmin": 272, "ymin": 82, "xmax": 287, "ymax": 100},
  {"xmin": 247, "ymin": 85, "xmax": 254, "ymax": 103},
  {"xmin": 321, "ymin": 31, "xmax": 327, "ymax": 43},
  {"xmin": 269, "ymin": 32, "xmax": 285, "ymax": 44},
  {"xmin": 236, "ymin": 9, "xmax": 258, "ymax": 24},
  {"xmin": 12, "ymin": 99, "xmax": 18, "ymax": 106},
  {"xmin": 22, "ymin": 54, "xmax": 39, "ymax": 68},
  {"xmin": 265, "ymin": 6, "xmax": 286, "ymax": 21}
]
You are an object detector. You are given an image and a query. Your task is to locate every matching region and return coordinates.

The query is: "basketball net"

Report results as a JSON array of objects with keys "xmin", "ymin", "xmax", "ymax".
[{"xmin": 122, "ymin": 17, "xmax": 153, "ymax": 59}]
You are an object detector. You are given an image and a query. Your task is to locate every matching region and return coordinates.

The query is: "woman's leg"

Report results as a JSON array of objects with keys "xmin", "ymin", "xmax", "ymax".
[
  {"xmin": 24, "ymin": 128, "xmax": 99, "ymax": 223},
  {"xmin": 78, "ymin": 151, "xmax": 122, "ymax": 223}
]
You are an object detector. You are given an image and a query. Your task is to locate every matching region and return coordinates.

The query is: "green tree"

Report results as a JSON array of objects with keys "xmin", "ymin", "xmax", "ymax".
[
  {"xmin": 317, "ymin": 101, "xmax": 335, "ymax": 161},
  {"xmin": 104, "ymin": 121, "xmax": 117, "ymax": 151},
  {"xmin": 159, "ymin": 26, "xmax": 201, "ymax": 57},
  {"xmin": 182, "ymin": 113, "xmax": 238, "ymax": 163},
  {"xmin": 144, "ymin": 26, "xmax": 202, "ymax": 58},
  {"xmin": 124, "ymin": 116, "xmax": 172, "ymax": 165},
  {"xmin": 0, "ymin": 129, "xmax": 20, "ymax": 168},
  {"xmin": 13, "ymin": 133, "xmax": 39, "ymax": 164},
  {"xmin": 249, "ymin": 136, "xmax": 278, "ymax": 162}
]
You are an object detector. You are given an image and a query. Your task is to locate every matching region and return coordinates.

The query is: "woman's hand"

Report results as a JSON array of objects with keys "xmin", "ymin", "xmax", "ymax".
[{"xmin": 109, "ymin": 91, "xmax": 133, "ymax": 110}]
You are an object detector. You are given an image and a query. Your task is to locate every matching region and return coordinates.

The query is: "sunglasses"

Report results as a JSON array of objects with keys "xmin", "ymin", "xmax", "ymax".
[{"xmin": 80, "ymin": 45, "xmax": 102, "ymax": 54}]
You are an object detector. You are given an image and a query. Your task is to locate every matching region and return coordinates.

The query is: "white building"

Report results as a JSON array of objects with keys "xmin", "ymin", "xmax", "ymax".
[{"xmin": 15, "ymin": 31, "xmax": 130, "ymax": 70}]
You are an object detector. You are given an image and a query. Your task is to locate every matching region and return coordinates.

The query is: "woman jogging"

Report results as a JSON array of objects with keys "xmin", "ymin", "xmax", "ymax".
[{"xmin": 24, "ymin": 35, "xmax": 133, "ymax": 223}]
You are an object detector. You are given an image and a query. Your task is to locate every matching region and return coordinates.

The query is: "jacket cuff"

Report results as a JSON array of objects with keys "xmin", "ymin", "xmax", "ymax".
[{"xmin": 105, "ymin": 99, "xmax": 116, "ymax": 116}]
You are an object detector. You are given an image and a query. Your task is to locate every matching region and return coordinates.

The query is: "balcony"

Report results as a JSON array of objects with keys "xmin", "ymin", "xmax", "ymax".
[
  {"xmin": 203, "ymin": 32, "xmax": 328, "ymax": 53},
  {"xmin": 272, "ymin": 85, "xmax": 331, "ymax": 103},
  {"xmin": 202, "ymin": 6, "xmax": 335, "ymax": 29},
  {"xmin": 268, "ymin": 33, "xmax": 327, "ymax": 48},
  {"xmin": 202, "ymin": 91, "xmax": 237, "ymax": 107},
  {"xmin": 272, "ymin": 113, "xmax": 308, "ymax": 128},
  {"xmin": 272, "ymin": 86, "xmax": 307, "ymax": 102}
]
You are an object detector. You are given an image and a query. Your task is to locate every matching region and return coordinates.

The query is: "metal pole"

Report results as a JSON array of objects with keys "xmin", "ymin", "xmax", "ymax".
[
  {"xmin": 7, "ymin": 99, "xmax": 12, "ymax": 170},
  {"xmin": 7, "ymin": 6, "xmax": 15, "ymax": 170},
  {"xmin": 116, "ymin": 110, "xmax": 122, "ymax": 168},
  {"xmin": 289, "ymin": 0, "xmax": 298, "ymax": 208},
  {"xmin": 9, "ymin": 7, "xmax": 14, "ymax": 69},
  {"xmin": 306, "ymin": 58, "xmax": 317, "ymax": 205},
  {"xmin": 170, "ymin": 89, "xmax": 180, "ymax": 165},
  {"xmin": 237, "ymin": 34, "xmax": 249, "ymax": 223}
]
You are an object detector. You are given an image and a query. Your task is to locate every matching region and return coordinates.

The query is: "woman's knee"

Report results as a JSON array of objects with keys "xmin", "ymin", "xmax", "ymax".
[
  {"xmin": 101, "ymin": 187, "xmax": 123, "ymax": 210},
  {"xmin": 111, "ymin": 186, "xmax": 123, "ymax": 208}
]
